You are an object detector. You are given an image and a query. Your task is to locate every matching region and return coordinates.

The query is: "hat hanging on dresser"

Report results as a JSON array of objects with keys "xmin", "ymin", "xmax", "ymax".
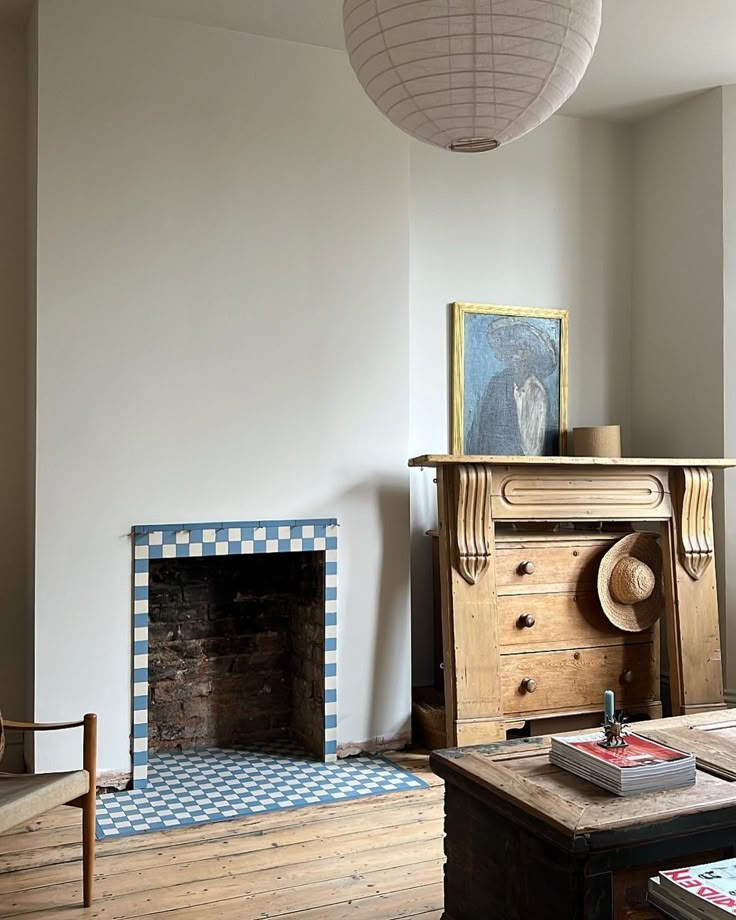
[
  {"xmin": 343, "ymin": 0, "xmax": 603, "ymax": 152},
  {"xmin": 597, "ymin": 533, "xmax": 664, "ymax": 633}
]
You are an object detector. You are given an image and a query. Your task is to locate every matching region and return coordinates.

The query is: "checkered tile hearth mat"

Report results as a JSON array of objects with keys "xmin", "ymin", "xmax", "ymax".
[{"xmin": 96, "ymin": 741, "xmax": 427, "ymax": 838}]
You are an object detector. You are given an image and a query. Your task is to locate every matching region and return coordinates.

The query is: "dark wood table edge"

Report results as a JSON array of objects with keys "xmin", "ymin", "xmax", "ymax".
[
  {"xmin": 431, "ymin": 742, "xmax": 590, "ymax": 855},
  {"xmin": 431, "ymin": 738, "xmax": 736, "ymax": 854}
]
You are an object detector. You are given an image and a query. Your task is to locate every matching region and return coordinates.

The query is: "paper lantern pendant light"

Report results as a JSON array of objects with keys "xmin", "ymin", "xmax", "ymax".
[{"xmin": 343, "ymin": 0, "xmax": 602, "ymax": 152}]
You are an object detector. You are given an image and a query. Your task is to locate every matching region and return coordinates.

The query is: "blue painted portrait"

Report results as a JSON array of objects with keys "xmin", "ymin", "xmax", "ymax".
[{"xmin": 453, "ymin": 305, "xmax": 568, "ymax": 457}]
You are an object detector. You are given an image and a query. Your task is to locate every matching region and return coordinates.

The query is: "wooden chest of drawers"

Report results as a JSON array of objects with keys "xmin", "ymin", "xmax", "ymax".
[
  {"xmin": 426, "ymin": 527, "xmax": 662, "ymax": 741},
  {"xmin": 412, "ymin": 456, "xmax": 730, "ymax": 748},
  {"xmin": 495, "ymin": 530, "xmax": 659, "ymax": 729},
  {"xmin": 497, "ymin": 531, "xmax": 659, "ymax": 717}
]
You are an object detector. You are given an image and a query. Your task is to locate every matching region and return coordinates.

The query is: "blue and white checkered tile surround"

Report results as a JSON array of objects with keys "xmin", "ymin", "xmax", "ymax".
[
  {"xmin": 96, "ymin": 742, "xmax": 427, "ymax": 839},
  {"xmin": 131, "ymin": 518, "xmax": 338, "ymax": 789}
]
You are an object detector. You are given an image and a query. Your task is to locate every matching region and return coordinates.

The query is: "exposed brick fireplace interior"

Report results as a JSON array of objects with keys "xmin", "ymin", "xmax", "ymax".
[{"xmin": 147, "ymin": 550, "xmax": 326, "ymax": 759}]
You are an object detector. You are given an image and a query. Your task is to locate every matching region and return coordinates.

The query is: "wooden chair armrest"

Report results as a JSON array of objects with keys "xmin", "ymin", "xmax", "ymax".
[
  {"xmin": 1, "ymin": 715, "xmax": 96, "ymax": 788},
  {"xmin": 1, "ymin": 714, "xmax": 100, "ymax": 907},
  {"xmin": 3, "ymin": 718, "xmax": 87, "ymax": 732}
]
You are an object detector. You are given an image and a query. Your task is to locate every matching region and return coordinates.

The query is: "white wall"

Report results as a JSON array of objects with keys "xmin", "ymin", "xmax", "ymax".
[
  {"xmin": 408, "ymin": 117, "xmax": 634, "ymax": 684},
  {"xmin": 26, "ymin": 5, "xmax": 38, "ymax": 769},
  {"xmin": 0, "ymin": 24, "xmax": 31, "ymax": 771},
  {"xmin": 631, "ymin": 90, "xmax": 724, "ymax": 458},
  {"xmin": 631, "ymin": 89, "xmax": 729, "ymax": 693},
  {"xmin": 29, "ymin": 1, "xmax": 655, "ymax": 766},
  {"xmin": 33, "ymin": 0, "xmax": 411, "ymax": 772},
  {"xmin": 721, "ymin": 86, "xmax": 736, "ymax": 701}
]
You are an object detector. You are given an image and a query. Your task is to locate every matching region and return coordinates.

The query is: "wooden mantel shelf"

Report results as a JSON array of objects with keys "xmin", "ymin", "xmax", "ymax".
[{"xmin": 409, "ymin": 454, "xmax": 736, "ymax": 468}]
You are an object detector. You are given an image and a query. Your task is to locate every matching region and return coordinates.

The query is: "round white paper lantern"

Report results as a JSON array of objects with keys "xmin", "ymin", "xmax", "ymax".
[{"xmin": 343, "ymin": 0, "xmax": 602, "ymax": 152}]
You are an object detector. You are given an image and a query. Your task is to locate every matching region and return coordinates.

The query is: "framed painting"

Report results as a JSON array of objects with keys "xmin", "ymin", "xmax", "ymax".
[{"xmin": 451, "ymin": 302, "xmax": 568, "ymax": 456}]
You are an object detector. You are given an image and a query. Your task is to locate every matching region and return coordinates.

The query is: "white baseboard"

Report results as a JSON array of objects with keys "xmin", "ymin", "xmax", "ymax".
[
  {"xmin": 97, "ymin": 769, "xmax": 133, "ymax": 791},
  {"xmin": 337, "ymin": 730, "xmax": 411, "ymax": 759}
]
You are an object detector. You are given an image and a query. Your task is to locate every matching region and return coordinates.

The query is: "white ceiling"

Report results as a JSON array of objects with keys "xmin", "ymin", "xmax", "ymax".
[
  {"xmin": 119, "ymin": 0, "xmax": 346, "ymax": 52},
  {"xmin": 4, "ymin": 1, "xmax": 736, "ymax": 123},
  {"xmin": 563, "ymin": 0, "xmax": 736, "ymax": 121}
]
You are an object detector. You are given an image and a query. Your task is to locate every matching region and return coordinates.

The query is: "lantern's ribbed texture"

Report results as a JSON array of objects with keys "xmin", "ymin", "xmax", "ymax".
[{"xmin": 343, "ymin": 0, "xmax": 602, "ymax": 151}]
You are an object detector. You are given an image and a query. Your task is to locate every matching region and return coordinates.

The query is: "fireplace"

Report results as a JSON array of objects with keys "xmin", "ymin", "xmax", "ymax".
[{"xmin": 131, "ymin": 519, "xmax": 337, "ymax": 788}]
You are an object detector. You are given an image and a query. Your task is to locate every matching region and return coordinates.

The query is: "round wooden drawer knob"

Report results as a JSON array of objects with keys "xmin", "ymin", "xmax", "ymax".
[
  {"xmin": 517, "ymin": 614, "xmax": 536, "ymax": 629},
  {"xmin": 520, "ymin": 677, "xmax": 537, "ymax": 693},
  {"xmin": 518, "ymin": 561, "xmax": 536, "ymax": 575},
  {"xmin": 622, "ymin": 670, "xmax": 635, "ymax": 685}
]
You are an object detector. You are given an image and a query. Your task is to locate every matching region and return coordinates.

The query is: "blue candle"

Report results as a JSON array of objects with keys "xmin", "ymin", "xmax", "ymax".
[{"xmin": 604, "ymin": 690, "xmax": 615, "ymax": 722}]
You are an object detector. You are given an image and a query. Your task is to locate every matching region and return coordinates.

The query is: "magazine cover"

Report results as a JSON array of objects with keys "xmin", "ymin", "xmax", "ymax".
[
  {"xmin": 557, "ymin": 734, "xmax": 690, "ymax": 768},
  {"xmin": 660, "ymin": 859, "xmax": 736, "ymax": 914},
  {"xmin": 649, "ymin": 878, "xmax": 719, "ymax": 920}
]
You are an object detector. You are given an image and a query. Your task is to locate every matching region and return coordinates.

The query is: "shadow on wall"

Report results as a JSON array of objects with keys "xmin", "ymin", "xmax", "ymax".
[
  {"xmin": 410, "ymin": 518, "xmax": 435, "ymax": 687},
  {"xmin": 333, "ymin": 476, "xmax": 411, "ymax": 751},
  {"xmin": 409, "ymin": 467, "xmax": 439, "ymax": 689},
  {"xmin": 574, "ymin": 122, "xmax": 632, "ymax": 445}
]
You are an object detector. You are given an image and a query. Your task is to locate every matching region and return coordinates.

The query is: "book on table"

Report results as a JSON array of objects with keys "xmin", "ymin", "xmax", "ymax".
[
  {"xmin": 549, "ymin": 732, "xmax": 696, "ymax": 796},
  {"xmin": 648, "ymin": 858, "xmax": 736, "ymax": 918}
]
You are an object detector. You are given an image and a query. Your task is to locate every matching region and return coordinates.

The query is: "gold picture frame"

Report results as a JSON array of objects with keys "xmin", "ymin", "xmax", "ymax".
[{"xmin": 451, "ymin": 302, "xmax": 569, "ymax": 456}]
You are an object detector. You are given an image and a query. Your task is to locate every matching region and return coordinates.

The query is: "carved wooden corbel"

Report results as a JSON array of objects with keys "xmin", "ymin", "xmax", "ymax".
[
  {"xmin": 454, "ymin": 464, "xmax": 492, "ymax": 585},
  {"xmin": 678, "ymin": 467, "xmax": 714, "ymax": 580}
]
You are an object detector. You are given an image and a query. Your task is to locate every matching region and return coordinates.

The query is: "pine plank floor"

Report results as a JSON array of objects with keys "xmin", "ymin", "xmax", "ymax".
[{"xmin": 0, "ymin": 754, "xmax": 444, "ymax": 920}]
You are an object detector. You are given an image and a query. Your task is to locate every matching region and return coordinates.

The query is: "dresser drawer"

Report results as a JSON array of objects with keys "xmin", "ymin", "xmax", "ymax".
[
  {"xmin": 497, "ymin": 592, "xmax": 652, "ymax": 651},
  {"xmin": 495, "ymin": 541, "xmax": 612, "ymax": 595},
  {"xmin": 501, "ymin": 644, "xmax": 658, "ymax": 716}
]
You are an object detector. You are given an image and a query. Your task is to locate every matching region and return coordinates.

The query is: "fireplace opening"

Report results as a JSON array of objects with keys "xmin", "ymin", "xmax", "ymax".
[{"xmin": 147, "ymin": 550, "xmax": 326, "ymax": 759}]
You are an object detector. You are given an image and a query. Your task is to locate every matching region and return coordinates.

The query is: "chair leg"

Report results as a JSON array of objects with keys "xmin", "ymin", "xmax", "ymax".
[
  {"xmin": 82, "ymin": 791, "xmax": 96, "ymax": 907},
  {"xmin": 82, "ymin": 713, "xmax": 97, "ymax": 907}
]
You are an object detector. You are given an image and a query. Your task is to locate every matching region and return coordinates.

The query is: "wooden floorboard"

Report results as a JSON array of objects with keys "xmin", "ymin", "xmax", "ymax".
[
  {"xmin": 0, "ymin": 754, "xmax": 445, "ymax": 919},
  {"xmin": 0, "ymin": 787, "xmax": 444, "ymax": 878}
]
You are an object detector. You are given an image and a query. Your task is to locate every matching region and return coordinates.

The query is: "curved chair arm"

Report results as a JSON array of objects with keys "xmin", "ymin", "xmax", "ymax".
[
  {"xmin": 0, "ymin": 715, "xmax": 97, "ymax": 789},
  {"xmin": 2, "ymin": 714, "xmax": 98, "ymax": 788},
  {"xmin": 3, "ymin": 718, "xmax": 89, "ymax": 732},
  {"xmin": 1, "ymin": 715, "xmax": 97, "ymax": 776}
]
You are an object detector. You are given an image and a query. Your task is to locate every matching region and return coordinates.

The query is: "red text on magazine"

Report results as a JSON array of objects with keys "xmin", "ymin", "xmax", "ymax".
[{"xmin": 662, "ymin": 869, "xmax": 736, "ymax": 913}]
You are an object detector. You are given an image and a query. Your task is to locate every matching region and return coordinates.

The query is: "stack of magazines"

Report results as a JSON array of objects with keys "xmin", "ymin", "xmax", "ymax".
[
  {"xmin": 648, "ymin": 858, "xmax": 736, "ymax": 918},
  {"xmin": 550, "ymin": 732, "xmax": 696, "ymax": 796}
]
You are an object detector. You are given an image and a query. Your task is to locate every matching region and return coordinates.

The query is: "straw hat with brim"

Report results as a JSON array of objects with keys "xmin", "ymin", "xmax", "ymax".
[{"xmin": 597, "ymin": 532, "xmax": 663, "ymax": 633}]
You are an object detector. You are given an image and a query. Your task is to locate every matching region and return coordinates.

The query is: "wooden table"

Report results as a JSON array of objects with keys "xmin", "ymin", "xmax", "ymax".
[
  {"xmin": 431, "ymin": 709, "xmax": 736, "ymax": 920},
  {"xmin": 409, "ymin": 455, "xmax": 736, "ymax": 747}
]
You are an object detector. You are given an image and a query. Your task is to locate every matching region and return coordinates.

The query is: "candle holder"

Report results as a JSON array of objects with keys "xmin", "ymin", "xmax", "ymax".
[{"xmin": 598, "ymin": 713, "xmax": 630, "ymax": 749}]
